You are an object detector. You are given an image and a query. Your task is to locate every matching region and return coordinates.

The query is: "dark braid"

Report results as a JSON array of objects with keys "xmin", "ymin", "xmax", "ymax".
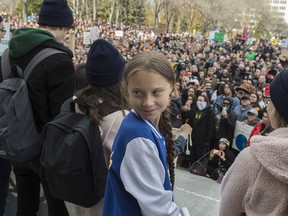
[
  {"xmin": 158, "ymin": 109, "xmax": 176, "ymax": 190},
  {"xmin": 75, "ymin": 83, "xmax": 129, "ymax": 124}
]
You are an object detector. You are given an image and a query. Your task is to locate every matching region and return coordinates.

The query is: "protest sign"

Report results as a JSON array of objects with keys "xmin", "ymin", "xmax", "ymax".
[
  {"xmin": 115, "ymin": 30, "xmax": 124, "ymax": 37},
  {"xmin": 83, "ymin": 32, "xmax": 91, "ymax": 45},
  {"xmin": 156, "ymin": 23, "xmax": 166, "ymax": 34},
  {"xmin": 214, "ymin": 32, "xmax": 224, "ymax": 42},
  {"xmin": 209, "ymin": 30, "xmax": 219, "ymax": 41},
  {"xmin": 232, "ymin": 121, "xmax": 253, "ymax": 151},
  {"xmin": 281, "ymin": 39, "xmax": 288, "ymax": 48},
  {"xmin": 0, "ymin": 23, "xmax": 10, "ymax": 56},
  {"xmin": 90, "ymin": 26, "xmax": 99, "ymax": 42}
]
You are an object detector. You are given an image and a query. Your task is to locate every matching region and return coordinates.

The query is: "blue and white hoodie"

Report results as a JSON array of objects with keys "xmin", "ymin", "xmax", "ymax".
[{"xmin": 103, "ymin": 111, "xmax": 190, "ymax": 216}]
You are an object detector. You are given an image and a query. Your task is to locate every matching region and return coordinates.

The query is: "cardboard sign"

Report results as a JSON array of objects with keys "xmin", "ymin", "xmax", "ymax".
[
  {"xmin": 115, "ymin": 30, "xmax": 123, "ymax": 37},
  {"xmin": 90, "ymin": 26, "xmax": 99, "ymax": 42},
  {"xmin": 281, "ymin": 39, "xmax": 288, "ymax": 48},
  {"xmin": 209, "ymin": 30, "xmax": 219, "ymax": 41},
  {"xmin": 232, "ymin": 121, "xmax": 254, "ymax": 151},
  {"xmin": 190, "ymin": 43, "xmax": 197, "ymax": 53},
  {"xmin": 157, "ymin": 23, "xmax": 166, "ymax": 34},
  {"xmin": 83, "ymin": 32, "xmax": 91, "ymax": 45}
]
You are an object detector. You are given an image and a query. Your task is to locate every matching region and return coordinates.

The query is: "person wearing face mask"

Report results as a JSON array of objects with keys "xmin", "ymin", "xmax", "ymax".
[
  {"xmin": 187, "ymin": 95, "xmax": 215, "ymax": 165},
  {"xmin": 214, "ymin": 97, "xmax": 237, "ymax": 149}
]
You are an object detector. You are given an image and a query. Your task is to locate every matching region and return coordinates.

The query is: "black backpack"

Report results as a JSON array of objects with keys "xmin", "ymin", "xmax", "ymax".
[
  {"xmin": 0, "ymin": 48, "xmax": 65, "ymax": 161},
  {"xmin": 40, "ymin": 98, "xmax": 108, "ymax": 207}
]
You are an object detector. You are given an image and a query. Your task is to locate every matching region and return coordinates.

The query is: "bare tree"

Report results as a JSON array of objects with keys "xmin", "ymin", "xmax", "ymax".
[
  {"xmin": 21, "ymin": 0, "xmax": 27, "ymax": 22},
  {"xmin": 150, "ymin": 0, "xmax": 164, "ymax": 26},
  {"xmin": 93, "ymin": 0, "xmax": 97, "ymax": 21},
  {"xmin": 163, "ymin": 0, "xmax": 176, "ymax": 32}
]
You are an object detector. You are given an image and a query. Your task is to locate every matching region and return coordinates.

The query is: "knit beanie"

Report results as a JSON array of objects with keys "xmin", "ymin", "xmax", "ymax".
[
  {"xmin": 219, "ymin": 138, "xmax": 230, "ymax": 147},
  {"xmin": 86, "ymin": 39, "xmax": 125, "ymax": 87},
  {"xmin": 270, "ymin": 71, "xmax": 288, "ymax": 122},
  {"xmin": 38, "ymin": 0, "xmax": 74, "ymax": 27}
]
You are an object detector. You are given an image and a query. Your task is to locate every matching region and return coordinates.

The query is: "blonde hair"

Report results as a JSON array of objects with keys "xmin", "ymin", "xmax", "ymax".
[
  {"xmin": 122, "ymin": 51, "xmax": 176, "ymax": 189},
  {"xmin": 269, "ymin": 102, "xmax": 288, "ymax": 129}
]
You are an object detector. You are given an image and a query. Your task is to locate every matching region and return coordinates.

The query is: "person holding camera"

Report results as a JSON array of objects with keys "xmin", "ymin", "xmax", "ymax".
[
  {"xmin": 207, "ymin": 138, "xmax": 235, "ymax": 181},
  {"xmin": 214, "ymin": 97, "xmax": 238, "ymax": 149},
  {"xmin": 213, "ymin": 82, "xmax": 240, "ymax": 115}
]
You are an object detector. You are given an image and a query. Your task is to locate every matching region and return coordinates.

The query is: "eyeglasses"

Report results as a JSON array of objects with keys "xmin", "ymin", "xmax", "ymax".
[
  {"xmin": 223, "ymin": 102, "xmax": 230, "ymax": 105},
  {"xmin": 0, "ymin": 28, "xmax": 6, "ymax": 34}
]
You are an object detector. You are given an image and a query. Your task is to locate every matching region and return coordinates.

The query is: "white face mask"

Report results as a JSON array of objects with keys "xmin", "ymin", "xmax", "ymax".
[{"xmin": 197, "ymin": 101, "xmax": 207, "ymax": 110}]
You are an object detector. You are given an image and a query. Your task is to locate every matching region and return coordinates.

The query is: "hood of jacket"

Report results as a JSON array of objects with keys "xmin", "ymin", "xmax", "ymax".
[
  {"xmin": 9, "ymin": 28, "xmax": 55, "ymax": 58},
  {"xmin": 250, "ymin": 127, "xmax": 288, "ymax": 184}
]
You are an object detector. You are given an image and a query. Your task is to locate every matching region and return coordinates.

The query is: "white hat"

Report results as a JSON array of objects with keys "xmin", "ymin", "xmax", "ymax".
[{"xmin": 219, "ymin": 138, "xmax": 230, "ymax": 146}]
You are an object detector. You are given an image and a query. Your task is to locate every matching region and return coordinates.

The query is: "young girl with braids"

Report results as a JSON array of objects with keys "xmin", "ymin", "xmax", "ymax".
[{"xmin": 103, "ymin": 51, "xmax": 190, "ymax": 216}]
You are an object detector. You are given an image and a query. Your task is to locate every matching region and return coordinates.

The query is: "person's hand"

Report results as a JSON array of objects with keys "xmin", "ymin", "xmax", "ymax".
[
  {"xmin": 210, "ymin": 149, "xmax": 219, "ymax": 159},
  {"xmin": 219, "ymin": 151, "xmax": 226, "ymax": 161},
  {"xmin": 180, "ymin": 123, "xmax": 192, "ymax": 135},
  {"xmin": 221, "ymin": 110, "xmax": 228, "ymax": 118},
  {"xmin": 213, "ymin": 149, "xmax": 221, "ymax": 156}
]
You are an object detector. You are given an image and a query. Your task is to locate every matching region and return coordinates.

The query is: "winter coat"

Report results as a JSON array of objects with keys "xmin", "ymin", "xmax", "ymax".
[
  {"xmin": 0, "ymin": 28, "xmax": 75, "ymax": 133},
  {"xmin": 233, "ymin": 105, "xmax": 253, "ymax": 122},
  {"xmin": 246, "ymin": 121, "xmax": 274, "ymax": 147},
  {"xmin": 213, "ymin": 95, "xmax": 240, "ymax": 115},
  {"xmin": 215, "ymin": 109, "xmax": 238, "ymax": 144},
  {"xmin": 219, "ymin": 128, "xmax": 288, "ymax": 216},
  {"xmin": 188, "ymin": 106, "xmax": 214, "ymax": 146}
]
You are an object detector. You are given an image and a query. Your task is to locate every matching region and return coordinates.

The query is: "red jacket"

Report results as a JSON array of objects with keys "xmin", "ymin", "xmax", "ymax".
[{"xmin": 246, "ymin": 122, "xmax": 263, "ymax": 146}]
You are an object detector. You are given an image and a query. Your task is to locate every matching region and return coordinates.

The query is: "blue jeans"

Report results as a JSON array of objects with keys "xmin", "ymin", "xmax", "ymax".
[{"xmin": 0, "ymin": 158, "xmax": 12, "ymax": 216}]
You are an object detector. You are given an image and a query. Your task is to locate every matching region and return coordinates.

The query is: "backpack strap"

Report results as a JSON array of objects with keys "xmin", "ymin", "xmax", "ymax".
[
  {"xmin": 23, "ymin": 48, "xmax": 66, "ymax": 80},
  {"xmin": 61, "ymin": 97, "xmax": 90, "ymax": 114},
  {"xmin": 1, "ymin": 49, "xmax": 12, "ymax": 80}
]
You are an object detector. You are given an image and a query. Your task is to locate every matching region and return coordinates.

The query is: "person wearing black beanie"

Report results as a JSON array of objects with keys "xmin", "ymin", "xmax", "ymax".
[
  {"xmin": 0, "ymin": 15, "xmax": 12, "ymax": 216},
  {"xmin": 85, "ymin": 39, "xmax": 126, "ymax": 87},
  {"xmin": 219, "ymin": 70, "xmax": 288, "ymax": 215},
  {"xmin": 38, "ymin": 0, "xmax": 73, "ymax": 27},
  {"xmin": 65, "ymin": 39, "xmax": 129, "ymax": 216},
  {"xmin": 269, "ymin": 71, "xmax": 288, "ymax": 126},
  {"xmin": 2, "ymin": 1, "xmax": 75, "ymax": 216}
]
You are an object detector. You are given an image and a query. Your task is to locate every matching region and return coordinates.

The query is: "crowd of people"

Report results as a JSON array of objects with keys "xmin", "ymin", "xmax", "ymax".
[{"xmin": 1, "ymin": 0, "xmax": 288, "ymax": 215}]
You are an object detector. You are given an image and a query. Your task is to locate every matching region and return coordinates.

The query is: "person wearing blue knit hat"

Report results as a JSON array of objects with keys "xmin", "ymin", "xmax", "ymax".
[
  {"xmin": 85, "ymin": 39, "xmax": 126, "ymax": 87},
  {"xmin": 65, "ymin": 39, "xmax": 129, "ymax": 216}
]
